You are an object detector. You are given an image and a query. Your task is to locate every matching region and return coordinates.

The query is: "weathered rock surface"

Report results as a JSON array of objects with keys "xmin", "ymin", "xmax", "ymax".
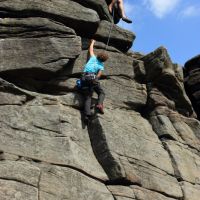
[
  {"xmin": 108, "ymin": 185, "xmax": 177, "ymax": 200},
  {"xmin": 184, "ymin": 55, "xmax": 200, "ymax": 119},
  {"xmin": 181, "ymin": 181, "xmax": 200, "ymax": 200},
  {"xmin": 150, "ymin": 112, "xmax": 200, "ymax": 151},
  {"xmin": 165, "ymin": 141, "xmax": 200, "ymax": 184},
  {"xmin": 0, "ymin": 179, "xmax": 38, "ymax": 200},
  {"xmin": 39, "ymin": 165, "xmax": 114, "ymax": 200},
  {"xmin": 0, "ymin": 161, "xmax": 40, "ymax": 187},
  {"xmin": 94, "ymin": 20, "xmax": 135, "ymax": 51},
  {"xmin": 0, "ymin": 1, "xmax": 200, "ymax": 200},
  {"xmin": 88, "ymin": 108, "xmax": 182, "ymax": 198},
  {"xmin": 0, "ymin": 17, "xmax": 76, "ymax": 38},
  {"xmin": 0, "ymin": 0, "xmax": 100, "ymax": 36},
  {"xmin": 68, "ymin": 49, "xmax": 136, "ymax": 77},
  {"xmin": 71, "ymin": 0, "xmax": 113, "ymax": 22},
  {"xmin": 0, "ymin": 37, "xmax": 81, "ymax": 72},
  {"xmin": 0, "ymin": 80, "xmax": 107, "ymax": 181},
  {"xmin": 141, "ymin": 47, "xmax": 194, "ymax": 117}
]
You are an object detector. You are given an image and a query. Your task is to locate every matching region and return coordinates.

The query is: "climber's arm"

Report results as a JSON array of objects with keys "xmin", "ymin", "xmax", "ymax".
[
  {"xmin": 96, "ymin": 70, "xmax": 102, "ymax": 79},
  {"xmin": 89, "ymin": 39, "xmax": 95, "ymax": 57},
  {"xmin": 93, "ymin": 70, "xmax": 102, "ymax": 84}
]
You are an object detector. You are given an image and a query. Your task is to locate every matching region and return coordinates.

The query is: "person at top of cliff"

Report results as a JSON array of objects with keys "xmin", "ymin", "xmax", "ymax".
[
  {"xmin": 106, "ymin": 0, "xmax": 132, "ymax": 24},
  {"xmin": 78, "ymin": 39, "xmax": 109, "ymax": 122}
]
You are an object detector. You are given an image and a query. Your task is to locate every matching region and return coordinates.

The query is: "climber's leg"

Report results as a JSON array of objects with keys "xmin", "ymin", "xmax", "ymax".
[
  {"xmin": 118, "ymin": 0, "xmax": 132, "ymax": 23},
  {"xmin": 84, "ymin": 90, "xmax": 93, "ymax": 117},
  {"xmin": 108, "ymin": 0, "xmax": 132, "ymax": 23},
  {"xmin": 93, "ymin": 83, "xmax": 105, "ymax": 114}
]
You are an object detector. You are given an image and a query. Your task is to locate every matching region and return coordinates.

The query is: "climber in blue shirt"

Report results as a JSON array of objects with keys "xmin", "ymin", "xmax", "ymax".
[
  {"xmin": 80, "ymin": 39, "xmax": 109, "ymax": 122},
  {"xmin": 83, "ymin": 55, "xmax": 104, "ymax": 74}
]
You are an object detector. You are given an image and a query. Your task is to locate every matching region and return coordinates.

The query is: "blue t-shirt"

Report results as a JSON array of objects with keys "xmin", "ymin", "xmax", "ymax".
[{"xmin": 83, "ymin": 56, "xmax": 104, "ymax": 73}]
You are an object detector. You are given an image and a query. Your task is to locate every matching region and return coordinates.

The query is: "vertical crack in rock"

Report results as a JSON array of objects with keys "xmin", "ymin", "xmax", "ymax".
[
  {"xmin": 162, "ymin": 140, "xmax": 182, "ymax": 182},
  {"xmin": 87, "ymin": 117, "xmax": 128, "ymax": 184}
]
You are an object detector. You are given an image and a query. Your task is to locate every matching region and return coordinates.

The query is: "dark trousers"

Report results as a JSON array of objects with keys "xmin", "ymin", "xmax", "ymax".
[{"xmin": 83, "ymin": 82, "xmax": 105, "ymax": 116}]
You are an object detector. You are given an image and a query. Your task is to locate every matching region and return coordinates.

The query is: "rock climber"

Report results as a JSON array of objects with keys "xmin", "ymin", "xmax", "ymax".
[
  {"xmin": 78, "ymin": 39, "xmax": 109, "ymax": 122},
  {"xmin": 106, "ymin": 0, "xmax": 132, "ymax": 24}
]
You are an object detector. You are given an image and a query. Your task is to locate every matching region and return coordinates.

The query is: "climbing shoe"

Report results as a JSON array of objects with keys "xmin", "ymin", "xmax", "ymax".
[
  {"xmin": 96, "ymin": 104, "xmax": 104, "ymax": 114},
  {"xmin": 122, "ymin": 17, "xmax": 132, "ymax": 24}
]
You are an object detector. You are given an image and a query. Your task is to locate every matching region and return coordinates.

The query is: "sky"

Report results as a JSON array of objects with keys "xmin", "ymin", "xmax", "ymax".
[{"xmin": 118, "ymin": 0, "xmax": 200, "ymax": 65}]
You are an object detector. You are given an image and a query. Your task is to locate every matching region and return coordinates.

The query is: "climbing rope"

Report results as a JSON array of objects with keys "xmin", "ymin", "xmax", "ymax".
[{"xmin": 105, "ymin": 1, "xmax": 116, "ymax": 51}]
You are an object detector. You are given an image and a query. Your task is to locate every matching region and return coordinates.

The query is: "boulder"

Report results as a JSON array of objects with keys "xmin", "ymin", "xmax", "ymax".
[
  {"xmin": 150, "ymin": 111, "xmax": 200, "ymax": 151},
  {"xmin": 0, "ymin": 0, "xmax": 100, "ymax": 36},
  {"xmin": 94, "ymin": 20, "xmax": 135, "ymax": 52},
  {"xmin": 71, "ymin": 0, "xmax": 113, "ymax": 22},
  {"xmin": 0, "ymin": 37, "xmax": 81, "ymax": 73},
  {"xmin": 141, "ymin": 47, "xmax": 194, "ymax": 117},
  {"xmin": 184, "ymin": 55, "xmax": 200, "ymax": 119},
  {"xmin": 0, "ymin": 19, "xmax": 81, "ymax": 89},
  {"xmin": 0, "ymin": 17, "xmax": 76, "ymax": 38}
]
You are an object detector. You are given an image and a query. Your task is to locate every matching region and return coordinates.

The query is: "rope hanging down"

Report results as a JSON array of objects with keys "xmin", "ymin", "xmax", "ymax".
[{"xmin": 105, "ymin": 2, "xmax": 116, "ymax": 51}]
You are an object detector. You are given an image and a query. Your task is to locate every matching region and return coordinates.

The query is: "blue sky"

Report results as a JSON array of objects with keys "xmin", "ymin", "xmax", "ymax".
[{"xmin": 119, "ymin": 0, "xmax": 200, "ymax": 65}]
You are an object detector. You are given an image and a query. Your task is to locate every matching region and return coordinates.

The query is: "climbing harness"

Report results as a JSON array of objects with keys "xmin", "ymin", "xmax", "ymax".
[
  {"xmin": 76, "ymin": 73, "xmax": 97, "ymax": 90},
  {"xmin": 82, "ymin": 73, "xmax": 96, "ymax": 82}
]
